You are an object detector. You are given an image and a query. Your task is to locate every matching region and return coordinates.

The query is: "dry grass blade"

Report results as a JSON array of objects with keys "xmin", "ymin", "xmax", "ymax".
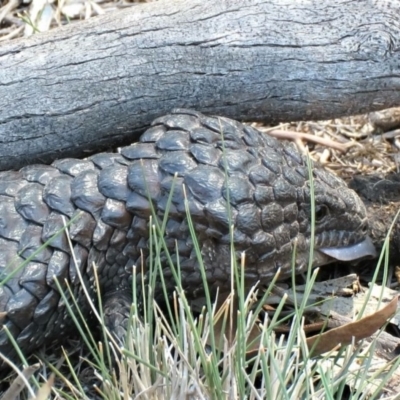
[
  {"xmin": 31, "ymin": 374, "xmax": 54, "ymax": 400},
  {"xmin": 266, "ymin": 128, "xmax": 352, "ymax": 153},
  {"xmin": 0, "ymin": 364, "xmax": 40, "ymax": 400},
  {"xmin": 0, "ymin": 0, "xmax": 19, "ymax": 25}
]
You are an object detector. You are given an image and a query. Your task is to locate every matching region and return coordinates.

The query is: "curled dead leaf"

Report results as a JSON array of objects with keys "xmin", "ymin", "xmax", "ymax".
[{"xmin": 307, "ymin": 295, "xmax": 399, "ymax": 357}]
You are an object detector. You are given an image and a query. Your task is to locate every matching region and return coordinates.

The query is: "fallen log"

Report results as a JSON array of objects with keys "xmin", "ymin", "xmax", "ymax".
[{"xmin": 1, "ymin": 0, "xmax": 400, "ymax": 170}]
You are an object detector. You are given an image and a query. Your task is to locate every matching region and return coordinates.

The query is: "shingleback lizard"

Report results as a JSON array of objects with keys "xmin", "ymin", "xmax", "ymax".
[{"xmin": 0, "ymin": 109, "xmax": 375, "ymax": 364}]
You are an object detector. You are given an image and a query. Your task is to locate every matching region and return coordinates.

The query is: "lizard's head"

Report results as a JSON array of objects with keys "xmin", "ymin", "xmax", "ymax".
[
  {"xmin": 287, "ymin": 167, "xmax": 374, "ymax": 275},
  {"xmin": 223, "ymin": 131, "xmax": 376, "ymax": 284},
  {"xmin": 178, "ymin": 116, "xmax": 375, "ymax": 286}
]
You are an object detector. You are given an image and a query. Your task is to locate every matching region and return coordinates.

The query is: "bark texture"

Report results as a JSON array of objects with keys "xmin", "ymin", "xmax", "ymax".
[{"xmin": 1, "ymin": 0, "xmax": 400, "ymax": 169}]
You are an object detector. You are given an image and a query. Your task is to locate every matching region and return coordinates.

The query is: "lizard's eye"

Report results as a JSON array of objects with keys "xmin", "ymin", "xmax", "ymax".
[{"xmin": 315, "ymin": 205, "xmax": 329, "ymax": 222}]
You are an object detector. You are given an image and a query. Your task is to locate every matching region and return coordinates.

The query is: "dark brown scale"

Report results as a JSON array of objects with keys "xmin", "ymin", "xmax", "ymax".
[
  {"xmin": 34, "ymin": 290, "xmax": 60, "ymax": 324},
  {"xmin": 16, "ymin": 183, "xmax": 50, "ymax": 224},
  {"xmin": 138, "ymin": 125, "xmax": 166, "ymax": 142},
  {"xmin": 71, "ymin": 170, "xmax": 106, "ymax": 218},
  {"xmin": 0, "ymin": 196, "xmax": 28, "ymax": 241},
  {"xmin": 42, "ymin": 213, "xmax": 70, "ymax": 251},
  {"xmin": 20, "ymin": 165, "xmax": 60, "ymax": 185},
  {"xmin": 0, "ymin": 109, "xmax": 369, "ymax": 364},
  {"xmin": 101, "ymin": 199, "xmax": 133, "ymax": 229},
  {"xmin": 19, "ymin": 261, "xmax": 48, "ymax": 297},
  {"xmin": 90, "ymin": 153, "xmax": 127, "ymax": 169},
  {"xmin": 43, "ymin": 175, "xmax": 75, "ymax": 216},
  {"xmin": 156, "ymin": 130, "xmax": 191, "ymax": 151},
  {"xmin": 0, "ymin": 172, "xmax": 26, "ymax": 198},
  {"xmin": 92, "ymin": 219, "xmax": 114, "ymax": 251},
  {"xmin": 53, "ymin": 159, "xmax": 95, "ymax": 176},
  {"xmin": 69, "ymin": 211, "xmax": 97, "ymax": 248},
  {"xmin": 19, "ymin": 225, "xmax": 52, "ymax": 263},
  {"xmin": 121, "ymin": 143, "xmax": 161, "ymax": 160},
  {"xmin": 190, "ymin": 143, "xmax": 220, "ymax": 166}
]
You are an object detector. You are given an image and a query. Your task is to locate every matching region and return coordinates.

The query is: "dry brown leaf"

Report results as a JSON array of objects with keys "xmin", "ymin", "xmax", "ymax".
[
  {"xmin": 209, "ymin": 294, "xmax": 399, "ymax": 361},
  {"xmin": 307, "ymin": 295, "xmax": 399, "ymax": 357}
]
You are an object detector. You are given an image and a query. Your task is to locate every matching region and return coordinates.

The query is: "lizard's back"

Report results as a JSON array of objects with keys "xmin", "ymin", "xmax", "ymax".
[{"xmin": 0, "ymin": 109, "xmax": 373, "ymax": 362}]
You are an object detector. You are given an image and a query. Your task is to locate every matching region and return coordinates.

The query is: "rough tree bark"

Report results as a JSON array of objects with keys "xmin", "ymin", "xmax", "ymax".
[{"xmin": 1, "ymin": 0, "xmax": 400, "ymax": 170}]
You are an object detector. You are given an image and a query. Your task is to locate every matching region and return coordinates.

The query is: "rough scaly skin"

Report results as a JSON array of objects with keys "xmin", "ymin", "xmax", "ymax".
[{"xmin": 0, "ymin": 109, "xmax": 368, "ymax": 361}]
